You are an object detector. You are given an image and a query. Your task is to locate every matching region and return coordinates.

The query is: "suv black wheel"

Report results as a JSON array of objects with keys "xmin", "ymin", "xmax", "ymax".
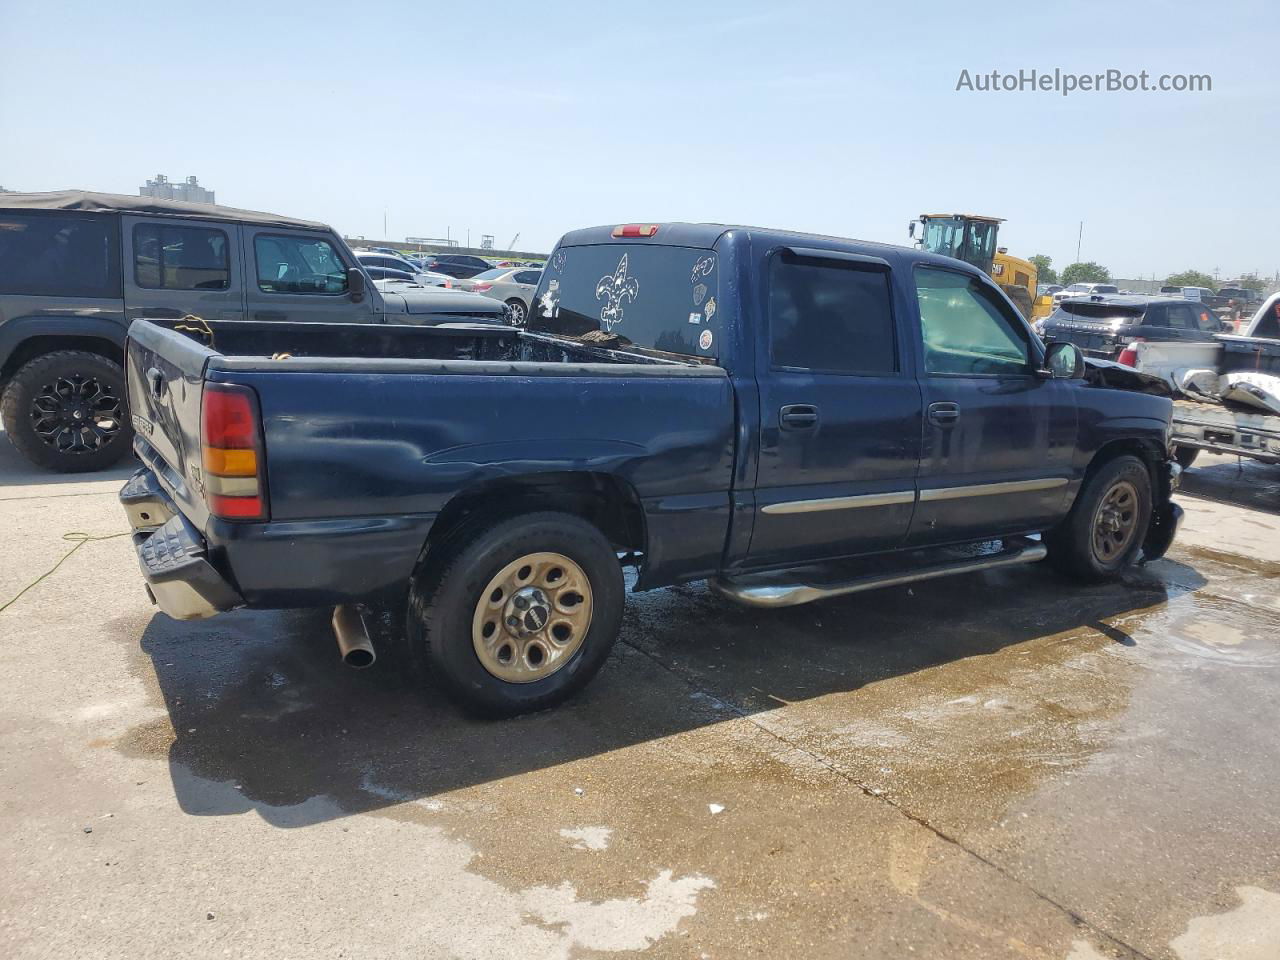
[
  {"xmin": 1, "ymin": 351, "xmax": 133, "ymax": 472},
  {"xmin": 1173, "ymin": 446, "xmax": 1200, "ymax": 469},
  {"xmin": 1045, "ymin": 454, "xmax": 1153, "ymax": 581},
  {"xmin": 407, "ymin": 511, "xmax": 624, "ymax": 716}
]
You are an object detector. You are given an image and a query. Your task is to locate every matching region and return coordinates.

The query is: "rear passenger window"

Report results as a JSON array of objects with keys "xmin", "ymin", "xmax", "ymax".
[
  {"xmin": 0, "ymin": 212, "xmax": 120, "ymax": 298},
  {"xmin": 769, "ymin": 253, "xmax": 897, "ymax": 374},
  {"xmin": 514, "ymin": 271, "xmax": 541, "ymax": 284},
  {"xmin": 134, "ymin": 224, "xmax": 230, "ymax": 291},
  {"xmin": 254, "ymin": 234, "xmax": 348, "ymax": 294}
]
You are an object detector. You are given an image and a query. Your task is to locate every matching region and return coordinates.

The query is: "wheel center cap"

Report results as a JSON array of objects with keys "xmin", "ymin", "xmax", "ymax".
[{"xmin": 505, "ymin": 587, "xmax": 550, "ymax": 637}]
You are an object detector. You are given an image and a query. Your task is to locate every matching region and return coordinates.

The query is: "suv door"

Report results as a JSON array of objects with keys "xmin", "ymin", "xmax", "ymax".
[
  {"xmin": 243, "ymin": 227, "xmax": 376, "ymax": 323},
  {"xmin": 909, "ymin": 265, "xmax": 1076, "ymax": 545},
  {"xmin": 748, "ymin": 248, "xmax": 922, "ymax": 567},
  {"xmin": 122, "ymin": 216, "xmax": 245, "ymax": 322}
]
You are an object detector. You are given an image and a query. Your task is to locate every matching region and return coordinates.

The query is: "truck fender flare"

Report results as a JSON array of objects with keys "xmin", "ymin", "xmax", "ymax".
[{"xmin": 0, "ymin": 314, "xmax": 128, "ymax": 374}]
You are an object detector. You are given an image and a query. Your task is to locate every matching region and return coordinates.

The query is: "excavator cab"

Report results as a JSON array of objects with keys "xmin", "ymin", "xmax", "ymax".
[
  {"xmin": 909, "ymin": 213, "xmax": 1038, "ymax": 319},
  {"xmin": 910, "ymin": 214, "xmax": 1002, "ymax": 274}
]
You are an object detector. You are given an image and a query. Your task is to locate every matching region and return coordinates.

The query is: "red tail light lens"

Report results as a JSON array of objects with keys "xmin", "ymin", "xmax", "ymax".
[
  {"xmin": 1116, "ymin": 340, "xmax": 1143, "ymax": 367},
  {"xmin": 201, "ymin": 383, "xmax": 267, "ymax": 520},
  {"xmin": 473, "ymin": 283, "xmax": 492, "ymax": 292}
]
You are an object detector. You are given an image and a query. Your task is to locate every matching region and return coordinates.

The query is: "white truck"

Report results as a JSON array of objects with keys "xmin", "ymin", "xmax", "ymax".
[{"xmin": 1122, "ymin": 293, "xmax": 1280, "ymax": 468}]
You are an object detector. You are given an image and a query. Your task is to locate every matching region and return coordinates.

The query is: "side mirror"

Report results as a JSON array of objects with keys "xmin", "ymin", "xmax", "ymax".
[
  {"xmin": 347, "ymin": 266, "xmax": 367, "ymax": 302},
  {"xmin": 908, "ymin": 220, "xmax": 917, "ymax": 240},
  {"xmin": 1042, "ymin": 340, "xmax": 1085, "ymax": 379}
]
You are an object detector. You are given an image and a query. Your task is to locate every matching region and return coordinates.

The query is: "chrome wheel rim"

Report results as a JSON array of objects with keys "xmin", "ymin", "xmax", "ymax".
[
  {"xmin": 1091, "ymin": 479, "xmax": 1139, "ymax": 564},
  {"xmin": 30, "ymin": 374, "xmax": 123, "ymax": 454},
  {"xmin": 471, "ymin": 552, "xmax": 592, "ymax": 683},
  {"xmin": 507, "ymin": 301, "xmax": 526, "ymax": 326}
]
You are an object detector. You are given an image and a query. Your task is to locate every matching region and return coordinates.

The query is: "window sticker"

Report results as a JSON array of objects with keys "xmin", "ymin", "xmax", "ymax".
[
  {"xmin": 699, "ymin": 329, "xmax": 713, "ymax": 350},
  {"xmin": 538, "ymin": 278, "xmax": 561, "ymax": 318},
  {"xmin": 705, "ymin": 297, "xmax": 717, "ymax": 322},
  {"xmin": 551, "ymin": 249, "xmax": 567, "ymax": 273},
  {"xmin": 693, "ymin": 282, "xmax": 708, "ymax": 306},
  {"xmin": 688, "ymin": 312, "xmax": 702, "ymax": 324},
  {"xmin": 595, "ymin": 254, "xmax": 640, "ymax": 330},
  {"xmin": 691, "ymin": 255, "xmax": 716, "ymax": 284}
]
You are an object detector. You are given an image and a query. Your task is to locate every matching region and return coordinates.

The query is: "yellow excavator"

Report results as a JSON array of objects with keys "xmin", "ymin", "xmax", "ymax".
[{"xmin": 909, "ymin": 214, "xmax": 1048, "ymax": 320}]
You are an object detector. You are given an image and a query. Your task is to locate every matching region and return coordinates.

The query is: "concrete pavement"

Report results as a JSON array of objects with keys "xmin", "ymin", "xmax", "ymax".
[{"xmin": 2, "ymin": 438, "xmax": 1279, "ymax": 959}]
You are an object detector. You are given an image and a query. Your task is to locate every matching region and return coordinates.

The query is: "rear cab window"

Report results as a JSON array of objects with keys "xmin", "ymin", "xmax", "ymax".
[{"xmin": 528, "ymin": 244, "xmax": 723, "ymax": 362}]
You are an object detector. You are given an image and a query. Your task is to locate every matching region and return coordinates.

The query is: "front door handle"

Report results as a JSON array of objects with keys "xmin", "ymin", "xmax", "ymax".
[
  {"xmin": 928, "ymin": 401, "xmax": 960, "ymax": 427},
  {"xmin": 780, "ymin": 404, "xmax": 820, "ymax": 430}
]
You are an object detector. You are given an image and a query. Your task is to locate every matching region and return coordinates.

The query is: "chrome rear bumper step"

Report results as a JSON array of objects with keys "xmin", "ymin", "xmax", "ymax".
[{"xmin": 709, "ymin": 536, "xmax": 1047, "ymax": 609}]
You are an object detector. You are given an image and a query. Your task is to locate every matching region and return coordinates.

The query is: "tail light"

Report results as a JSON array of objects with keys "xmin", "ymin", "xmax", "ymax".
[
  {"xmin": 1116, "ymin": 337, "xmax": 1144, "ymax": 367},
  {"xmin": 201, "ymin": 383, "xmax": 267, "ymax": 520},
  {"xmin": 444, "ymin": 279, "xmax": 452, "ymax": 289},
  {"xmin": 473, "ymin": 283, "xmax": 492, "ymax": 292}
]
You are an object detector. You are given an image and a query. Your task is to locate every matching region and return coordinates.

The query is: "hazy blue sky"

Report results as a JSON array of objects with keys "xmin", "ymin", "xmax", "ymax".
[{"xmin": 3, "ymin": 0, "xmax": 1275, "ymax": 279}]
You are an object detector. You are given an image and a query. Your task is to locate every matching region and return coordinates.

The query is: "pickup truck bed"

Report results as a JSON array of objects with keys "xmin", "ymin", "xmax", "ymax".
[{"xmin": 120, "ymin": 222, "xmax": 1183, "ymax": 715}]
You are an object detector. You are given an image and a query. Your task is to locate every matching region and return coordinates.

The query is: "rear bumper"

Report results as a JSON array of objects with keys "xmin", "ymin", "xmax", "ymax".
[
  {"xmin": 120, "ymin": 466, "xmax": 436, "ymax": 613},
  {"xmin": 130, "ymin": 512, "xmax": 244, "ymax": 621}
]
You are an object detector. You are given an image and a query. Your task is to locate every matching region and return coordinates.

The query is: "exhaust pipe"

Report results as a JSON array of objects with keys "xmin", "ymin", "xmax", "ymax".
[{"xmin": 332, "ymin": 604, "xmax": 376, "ymax": 669}]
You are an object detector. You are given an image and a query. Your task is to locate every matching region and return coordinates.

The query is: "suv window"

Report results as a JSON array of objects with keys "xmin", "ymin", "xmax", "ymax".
[
  {"xmin": 134, "ymin": 224, "xmax": 230, "ymax": 291},
  {"xmin": 254, "ymin": 234, "xmax": 348, "ymax": 294},
  {"xmin": 768, "ymin": 252, "xmax": 896, "ymax": 374},
  {"xmin": 915, "ymin": 267, "xmax": 1031, "ymax": 375},
  {"xmin": 0, "ymin": 212, "xmax": 120, "ymax": 298},
  {"xmin": 528, "ymin": 243, "xmax": 722, "ymax": 360}
]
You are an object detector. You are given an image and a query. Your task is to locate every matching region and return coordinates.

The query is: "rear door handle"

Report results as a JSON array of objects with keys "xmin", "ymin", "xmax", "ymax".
[
  {"xmin": 928, "ymin": 401, "xmax": 960, "ymax": 427},
  {"xmin": 780, "ymin": 404, "xmax": 820, "ymax": 430}
]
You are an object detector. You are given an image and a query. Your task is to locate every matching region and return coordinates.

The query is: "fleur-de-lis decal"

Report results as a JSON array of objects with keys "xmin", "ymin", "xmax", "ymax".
[{"xmin": 595, "ymin": 254, "xmax": 640, "ymax": 330}]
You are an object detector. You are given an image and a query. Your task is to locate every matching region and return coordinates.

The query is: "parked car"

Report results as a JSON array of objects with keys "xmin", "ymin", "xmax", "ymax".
[
  {"xmin": 1037, "ymin": 295, "xmax": 1222, "ymax": 361},
  {"xmin": 451, "ymin": 267, "xmax": 542, "ymax": 325},
  {"xmin": 120, "ymin": 221, "xmax": 1182, "ymax": 716},
  {"xmin": 1037, "ymin": 283, "xmax": 1063, "ymax": 298},
  {"xmin": 422, "ymin": 253, "xmax": 494, "ymax": 279},
  {"xmin": 355, "ymin": 251, "xmax": 451, "ymax": 287},
  {"xmin": 0, "ymin": 191, "xmax": 505, "ymax": 472},
  {"xmin": 1054, "ymin": 282, "xmax": 1119, "ymax": 302}
]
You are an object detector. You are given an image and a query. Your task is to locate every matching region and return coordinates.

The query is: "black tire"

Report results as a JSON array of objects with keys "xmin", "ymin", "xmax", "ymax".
[
  {"xmin": 0, "ymin": 351, "xmax": 133, "ymax": 473},
  {"xmin": 407, "ymin": 511, "xmax": 624, "ymax": 716},
  {"xmin": 504, "ymin": 298, "xmax": 528, "ymax": 327},
  {"xmin": 1173, "ymin": 446, "xmax": 1200, "ymax": 469},
  {"xmin": 1045, "ymin": 455, "xmax": 1152, "ymax": 582}
]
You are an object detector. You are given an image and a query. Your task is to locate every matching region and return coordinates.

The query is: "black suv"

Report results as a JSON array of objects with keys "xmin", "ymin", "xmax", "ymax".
[
  {"xmin": 1036, "ymin": 295, "xmax": 1222, "ymax": 359},
  {"xmin": 423, "ymin": 254, "xmax": 493, "ymax": 279}
]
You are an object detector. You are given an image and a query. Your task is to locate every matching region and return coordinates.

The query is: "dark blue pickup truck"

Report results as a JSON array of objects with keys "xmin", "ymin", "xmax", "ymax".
[{"xmin": 120, "ymin": 223, "xmax": 1183, "ymax": 714}]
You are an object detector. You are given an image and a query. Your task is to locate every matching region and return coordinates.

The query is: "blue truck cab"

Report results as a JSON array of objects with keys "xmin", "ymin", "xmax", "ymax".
[{"xmin": 121, "ymin": 222, "xmax": 1183, "ymax": 714}]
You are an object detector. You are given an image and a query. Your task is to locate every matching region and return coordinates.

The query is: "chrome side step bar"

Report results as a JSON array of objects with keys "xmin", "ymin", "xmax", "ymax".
[{"xmin": 709, "ymin": 537, "xmax": 1047, "ymax": 609}]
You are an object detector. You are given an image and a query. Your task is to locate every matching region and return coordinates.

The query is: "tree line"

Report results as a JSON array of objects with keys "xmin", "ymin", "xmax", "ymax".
[{"xmin": 1027, "ymin": 255, "xmax": 1265, "ymax": 292}]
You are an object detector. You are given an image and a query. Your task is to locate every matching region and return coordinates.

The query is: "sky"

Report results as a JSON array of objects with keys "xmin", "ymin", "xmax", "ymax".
[{"xmin": 2, "ymin": 0, "xmax": 1276, "ymax": 280}]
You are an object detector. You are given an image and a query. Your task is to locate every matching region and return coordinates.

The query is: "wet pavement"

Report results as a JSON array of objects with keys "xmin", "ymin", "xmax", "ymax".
[{"xmin": 2, "ymin": 439, "xmax": 1279, "ymax": 959}]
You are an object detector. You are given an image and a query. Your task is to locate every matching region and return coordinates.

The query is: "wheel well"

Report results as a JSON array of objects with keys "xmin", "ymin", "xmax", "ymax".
[
  {"xmin": 422, "ymin": 471, "xmax": 646, "ymax": 562},
  {"xmin": 1, "ymin": 336, "xmax": 124, "ymax": 387},
  {"xmin": 1086, "ymin": 438, "xmax": 1165, "ymax": 492}
]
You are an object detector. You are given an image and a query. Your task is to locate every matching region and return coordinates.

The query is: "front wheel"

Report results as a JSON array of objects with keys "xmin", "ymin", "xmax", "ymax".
[
  {"xmin": 1173, "ymin": 446, "xmax": 1200, "ymax": 469},
  {"xmin": 407, "ymin": 512, "xmax": 624, "ymax": 716},
  {"xmin": 0, "ymin": 350, "xmax": 133, "ymax": 472},
  {"xmin": 1045, "ymin": 455, "xmax": 1153, "ymax": 581}
]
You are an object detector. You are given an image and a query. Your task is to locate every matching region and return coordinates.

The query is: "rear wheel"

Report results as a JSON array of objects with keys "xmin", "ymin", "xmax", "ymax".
[
  {"xmin": 0, "ymin": 351, "xmax": 132, "ymax": 472},
  {"xmin": 407, "ymin": 511, "xmax": 624, "ymax": 715},
  {"xmin": 1173, "ymin": 446, "xmax": 1200, "ymax": 469},
  {"xmin": 1046, "ymin": 455, "xmax": 1152, "ymax": 581},
  {"xmin": 505, "ymin": 298, "xmax": 528, "ymax": 327}
]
